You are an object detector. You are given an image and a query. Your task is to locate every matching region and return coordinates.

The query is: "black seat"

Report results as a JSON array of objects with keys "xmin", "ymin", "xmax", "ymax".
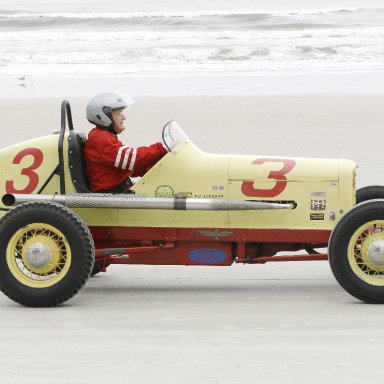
[{"xmin": 68, "ymin": 131, "xmax": 91, "ymax": 193}]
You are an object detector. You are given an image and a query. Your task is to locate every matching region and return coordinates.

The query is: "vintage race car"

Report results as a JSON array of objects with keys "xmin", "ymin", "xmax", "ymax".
[{"xmin": 1, "ymin": 100, "xmax": 384, "ymax": 307}]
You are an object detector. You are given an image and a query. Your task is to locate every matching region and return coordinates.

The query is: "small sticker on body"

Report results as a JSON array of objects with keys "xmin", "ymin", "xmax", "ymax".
[
  {"xmin": 188, "ymin": 249, "xmax": 228, "ymax": 264},
  {"xmin": 310, "ymin": 213, "xmax": 325, "ymax": 221},
  {"xmin": 311, "ymin": 192, "xmax": 326, "ymax": 197},
  {"xmin": 310, "ymin": 199, "xmax": 327, "ymax": 211}
]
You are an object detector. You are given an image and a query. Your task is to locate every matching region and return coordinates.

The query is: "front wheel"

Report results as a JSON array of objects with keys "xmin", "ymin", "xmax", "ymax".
[
  {"xmin": 0, "ymin": 202, "xmax": 95, "ymax": 307},
  {"xmin": 356, "ymin": 185, "xmax": 384, "ymax": 204},
  {"xmin": 329, "ymin": 200, "xmax": 384, "ymax": 303}
]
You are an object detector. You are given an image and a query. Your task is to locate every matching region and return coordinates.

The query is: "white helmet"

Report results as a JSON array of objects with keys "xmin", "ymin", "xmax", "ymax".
[{"xmin": 86, "ymin": 91, "xmax": 135, "ymax": 129}]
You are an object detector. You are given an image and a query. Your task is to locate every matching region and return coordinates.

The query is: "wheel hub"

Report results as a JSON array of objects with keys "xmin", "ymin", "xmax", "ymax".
[
  {"xmin": 6, "ymin": 222, "xmax": 73, "ymax": 289},
  {"xmin": 25, "ymin": 243, "xmax": 52, "ymax": 269},
  {"xmin": 367, "ymin": 240, "xmax": 384, "ymax": 266}
]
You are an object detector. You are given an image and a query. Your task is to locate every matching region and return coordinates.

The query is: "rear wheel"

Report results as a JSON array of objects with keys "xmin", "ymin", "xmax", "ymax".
[
  {"xmin": 329, "ymin": 200, "xmax": 384, "ymax": 303},
  {"xmin": 0, "ymin": 202, "xmax": 95, "ymax": 307}
]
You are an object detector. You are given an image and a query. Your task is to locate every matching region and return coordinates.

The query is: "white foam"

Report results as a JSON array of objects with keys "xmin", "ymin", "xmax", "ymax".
[{"xmin": 0, "ymin": 2, "xmax": 383, "ymax": 77}]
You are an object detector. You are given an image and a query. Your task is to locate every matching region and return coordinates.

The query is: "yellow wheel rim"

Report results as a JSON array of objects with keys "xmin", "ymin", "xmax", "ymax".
[
  {"xmin": 348, "ymin": 220, "xmax": 384, "ymax": 286},
  {"xmin": 6, "ymin": 223, "xmax": 72, "ymax": 288}
]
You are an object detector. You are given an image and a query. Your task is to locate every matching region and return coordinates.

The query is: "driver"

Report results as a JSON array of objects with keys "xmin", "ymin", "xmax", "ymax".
[{"xmin": 84, "ymin": 91, "xmax": 167, "ymax": 193}]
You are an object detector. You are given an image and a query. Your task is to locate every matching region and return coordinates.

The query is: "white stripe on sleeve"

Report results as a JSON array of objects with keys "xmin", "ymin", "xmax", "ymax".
[
  {"xmin": 114, "ymin": 146, "xmax": 130, "ymax": 168},
  {"xmin": 128, "ymin": 149, "xmax": 137, "ymax": 171},
  {"xmin": 121, "ymin": 148, "xmax": 132, "ymax": 170}
]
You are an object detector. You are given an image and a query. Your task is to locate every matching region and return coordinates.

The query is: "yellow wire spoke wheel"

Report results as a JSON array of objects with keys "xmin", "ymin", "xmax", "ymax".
[
  {"xmin": 348, "ymin": 221, "xmax": 384, "ymax": 286},
  {"xmin": 6, "ymin": 223, "xmax": 72, "ymax": 288},
  {"xmin": 0, "ymin": 202, "xmax": 94, "ymax": 307},
  {"xmin": 329, "ymin": 199, "xmax": 384, "ymax": 303}
]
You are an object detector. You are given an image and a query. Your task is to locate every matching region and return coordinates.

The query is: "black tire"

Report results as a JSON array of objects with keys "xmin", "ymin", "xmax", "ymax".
[
  {"xmin": 356, "ymin": 185, "xmax": 384, "ymax": 204},
  {"xmin": 329, "ymin": 199, "xmax": 384, "ymax": 303},
  {"xmin": 0, "ymin": 202, "xmax": 95, "ymax": 307}
]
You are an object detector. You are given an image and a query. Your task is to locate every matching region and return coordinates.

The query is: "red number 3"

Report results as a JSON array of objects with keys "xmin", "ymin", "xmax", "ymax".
[
  {"xmin": 5, "ymin": 148, "xmax": 44, "ymax": 194},
  {"xmin": 241, "ymin": 158, "xmax": 296, "ymax": 198}
]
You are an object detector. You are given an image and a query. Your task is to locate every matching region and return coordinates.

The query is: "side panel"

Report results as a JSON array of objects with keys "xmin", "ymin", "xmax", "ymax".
[
  {"xmin": 228, "ymin": 155, "xmax": 357, "ymax": 230},
  {"xmin": 0, "ymin": 135, "xmax": 61, "ymax": 216},
  {"xmin": 90, "ymin": 225, "xmax": 331, "ymax": 244}
]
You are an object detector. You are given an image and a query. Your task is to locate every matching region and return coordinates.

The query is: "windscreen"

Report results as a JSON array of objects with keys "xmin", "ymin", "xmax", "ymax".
[{"xmin": 162, "ymin": 120, "xmax": 190, "ymax": 152}]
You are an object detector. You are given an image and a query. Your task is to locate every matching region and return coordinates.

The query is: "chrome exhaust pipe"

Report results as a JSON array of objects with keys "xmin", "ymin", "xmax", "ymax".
[{"xmin": 2, "ymin": 193, "xmax": 295, "ymax": 211}]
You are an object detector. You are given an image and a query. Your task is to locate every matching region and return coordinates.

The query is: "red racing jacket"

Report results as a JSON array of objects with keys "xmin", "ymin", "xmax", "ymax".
[{"xmin": 84, "ymin": 127, "xmax": 167, "ymax": 192}]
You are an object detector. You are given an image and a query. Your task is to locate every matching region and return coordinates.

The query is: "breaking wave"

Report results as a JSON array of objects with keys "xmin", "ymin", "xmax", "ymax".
[
  {"xmin": 0, "ymin": 6, "xmax": 383, "ymax": 75},
  {"xmin": 0, "ymin": 7, "xmax": 383, "ymax": 30}
]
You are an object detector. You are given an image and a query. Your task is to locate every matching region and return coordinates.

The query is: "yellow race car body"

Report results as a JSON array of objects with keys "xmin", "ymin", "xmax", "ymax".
[{"xmin": 0, "ymin": 114, "xmax": 356, "ymax": 266}]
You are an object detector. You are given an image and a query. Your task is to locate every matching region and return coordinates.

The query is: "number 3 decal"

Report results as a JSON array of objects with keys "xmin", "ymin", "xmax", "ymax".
[
  {"xmin": 241, "ymin": 158, "xmax": 296, "ymax": 198},
  {"xmin": 5, "ymin": 148, "xmax": 44, "ymax": 194}
]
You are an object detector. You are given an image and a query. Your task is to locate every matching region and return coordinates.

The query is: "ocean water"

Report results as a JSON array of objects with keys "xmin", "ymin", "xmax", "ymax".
[{"xmin": 0, "ymin": 0, "xmax": 384, "ymax": 78}]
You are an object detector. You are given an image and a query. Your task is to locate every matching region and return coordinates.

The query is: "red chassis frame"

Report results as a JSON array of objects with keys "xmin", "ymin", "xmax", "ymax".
[{"xmin": 91, "ymin": 226, "xmax": 329, "ymax": 271}]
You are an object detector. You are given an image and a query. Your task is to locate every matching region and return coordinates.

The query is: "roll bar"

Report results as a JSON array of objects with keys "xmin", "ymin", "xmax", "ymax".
[{"xmin": 58, "ymin": 100, "xmax": 74, "ymax": 194}]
